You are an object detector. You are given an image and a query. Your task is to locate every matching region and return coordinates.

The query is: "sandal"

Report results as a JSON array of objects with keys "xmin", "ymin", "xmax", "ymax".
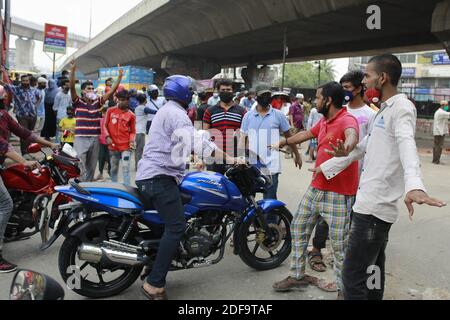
[
  {"xmin": 308, "ymin": 251, "xmax": 327, "ymax": 272},
  {"xmin": 141, "ymin": 286, "xmax": 168, "ymax": 300}
]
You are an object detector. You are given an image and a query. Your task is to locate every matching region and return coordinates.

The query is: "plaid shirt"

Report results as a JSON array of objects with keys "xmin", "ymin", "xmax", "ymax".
[
  {"xmin": 0, "ymin": 110, "xmax": 37, "ymax": 164},
  {"xmin": 5, "ymin": 85, "xmax": 41, "ymax": 118}
]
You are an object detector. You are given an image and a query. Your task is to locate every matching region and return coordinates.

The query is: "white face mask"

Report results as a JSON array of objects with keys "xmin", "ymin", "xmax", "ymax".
[
  {"xmin": 213, "ymin": 93, "xmax": 219, "ymax": 98},
  {"xmin": 86, "ymin": 92, "xmax": 98, "ymax": 101}
]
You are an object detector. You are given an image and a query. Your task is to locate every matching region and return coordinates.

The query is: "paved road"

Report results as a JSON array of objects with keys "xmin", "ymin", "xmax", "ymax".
[{"xmin": 1, "ymin": 147, "xmax": 449, "ymax": 300}]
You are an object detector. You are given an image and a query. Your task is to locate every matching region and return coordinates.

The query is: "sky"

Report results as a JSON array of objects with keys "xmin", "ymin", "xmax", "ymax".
[
  {"xmin": 10, "ymin": 0, "xmax": 143, "ymax": 72},
  {"xmin": 10, "ymin": 0, "xmax": 349, "ymax": 80}
]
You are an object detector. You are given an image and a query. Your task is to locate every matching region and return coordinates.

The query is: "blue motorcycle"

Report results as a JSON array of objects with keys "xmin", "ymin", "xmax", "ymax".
[{"xmin": 44, "ymin": 159, "xmax": 293, "ymax": 299}]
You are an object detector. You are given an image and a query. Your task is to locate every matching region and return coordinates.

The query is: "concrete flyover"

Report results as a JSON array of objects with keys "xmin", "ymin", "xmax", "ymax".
[
  {"xmin": 11, "ymin": 16, "xmax": 89, "ymax": 48},
  {"xmin": 62, "ymin": 0, "xmax": 450, "ymax": 82}
]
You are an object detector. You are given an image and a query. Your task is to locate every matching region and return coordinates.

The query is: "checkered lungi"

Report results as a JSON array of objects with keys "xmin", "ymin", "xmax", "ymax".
[{"xmin": 289, "ymin": 186, "xmax": 355, "ymax": 291}]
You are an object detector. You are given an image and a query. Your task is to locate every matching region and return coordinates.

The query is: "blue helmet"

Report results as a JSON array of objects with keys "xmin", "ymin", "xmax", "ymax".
[{"xmin": 163, "ymin": 75, "xmax": 195, "ymax": 106}]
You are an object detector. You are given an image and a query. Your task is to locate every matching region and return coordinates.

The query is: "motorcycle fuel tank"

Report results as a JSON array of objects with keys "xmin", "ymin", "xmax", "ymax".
[
  {"xmin": 1, "ymin": 164, "xmax": 54, "ymax": 193},
  {"xmin": 181, "ymin": 172, "xmax": 245, "ymax": 211}
]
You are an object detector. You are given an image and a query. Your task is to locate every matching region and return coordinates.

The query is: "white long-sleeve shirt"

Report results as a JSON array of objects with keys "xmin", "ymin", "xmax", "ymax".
[
  {"xmin": 320, "ymin": 94, "xmax": 426, "ymax": 223},
  {"xmin": 433, "ymin": 108, "xmax": 450, "ymax": 136}
]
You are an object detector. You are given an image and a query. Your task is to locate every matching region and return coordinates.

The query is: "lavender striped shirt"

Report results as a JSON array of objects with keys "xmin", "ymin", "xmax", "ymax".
[{"xmin": 136, "ymin": 100, "xmax": 217, "ymax": 184}]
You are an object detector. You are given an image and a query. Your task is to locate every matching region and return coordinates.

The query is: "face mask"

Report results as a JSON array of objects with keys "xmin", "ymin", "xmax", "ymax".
[
  {"xmin": 86, "ymin": 92, "xmax": 98, "ymax": 101},
  {"xmin": 365, "ymin": 88, "xmax": 382, "ymax": 104},
  {"xmin": 257, "ymin": 96, "xmax": 272, "ymax": 108},
  {"xmin": 220, "ymin": 92, "xmax": 234, "ymax": 104},
  {"xmin": 150, "ymin": 91, "xmax": 159, "ymax": 99},
  {"xmin": 343, "ymin": 91, "xmax": 354, "ymax": 103},
  {"xmin": 213, "ymin": 93, "xmax": 219, "ymax": 98},
  {"xmin": 444, "ymin": 106, "xmax": 449, "ymax": 112}
]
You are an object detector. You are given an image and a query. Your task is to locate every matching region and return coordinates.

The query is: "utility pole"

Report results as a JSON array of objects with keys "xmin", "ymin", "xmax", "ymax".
[
  {"xmin": 315, "ymin": 60, "xmax": 322, "ymax": 86},
  {"xmin": 318, "ymin": 61, "xmax": 321, "ymax": 86},
  {"xmin": 4, "ymin": 0, "xmax": 11, "ymax": 69},
  {"xmin": 89, "ymin": 0, "xmax": 93, "ymax": 40},
  {"xmin": 281, "ymin": 27, "xmax": 288, "ymax": 91}
]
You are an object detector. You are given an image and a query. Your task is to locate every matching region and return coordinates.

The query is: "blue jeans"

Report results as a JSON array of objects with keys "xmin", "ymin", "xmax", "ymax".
[
  {"xmin": 263, "ymin": 174, "xmax": 279, "ymax": 224},
  {"xmin": 110, "ymin": 150, "xmax": 132, "ymax": 186},
  {"xmin": 136, "ymin": 176, "xmax": 186, "ymax": 288}
]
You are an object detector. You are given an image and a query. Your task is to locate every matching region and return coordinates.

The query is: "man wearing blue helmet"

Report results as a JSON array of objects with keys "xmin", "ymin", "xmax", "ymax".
[{"xmin": 136, "ymin": 75, "xmax": 242, "ymax": 300}]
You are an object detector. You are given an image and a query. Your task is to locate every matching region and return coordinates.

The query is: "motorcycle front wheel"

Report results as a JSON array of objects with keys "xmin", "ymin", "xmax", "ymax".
[{"xmin": 237, "ymin": 207, "xmax": 292, "ymax": 271}]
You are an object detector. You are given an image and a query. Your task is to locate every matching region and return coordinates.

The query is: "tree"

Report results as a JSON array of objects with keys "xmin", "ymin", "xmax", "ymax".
[{"xmin": 275, "ymin": 60, "xmax": 336, "ymax": 89}]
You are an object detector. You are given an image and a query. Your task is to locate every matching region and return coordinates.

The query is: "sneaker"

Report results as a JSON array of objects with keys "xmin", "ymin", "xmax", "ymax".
[
  {"xmin": 0, "ymin": 257, "xmax": 18, "ymax": 274},
  {"xmin": 272, "ymin": 276, "xmax": 316, "ymax": 292}
]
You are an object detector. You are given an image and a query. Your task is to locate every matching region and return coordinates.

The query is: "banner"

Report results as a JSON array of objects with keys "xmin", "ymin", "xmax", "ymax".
[
  {"xmin": 43, "ymin": 23, "xmax": 67, "ymax": 54},
  {"xmin": 432, "ymin": 53, "xmax": 450, "ymax": 65}
]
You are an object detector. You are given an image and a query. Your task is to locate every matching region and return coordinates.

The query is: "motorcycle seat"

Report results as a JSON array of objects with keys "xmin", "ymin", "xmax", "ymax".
[{"xmin": 78, "ymin": 182, "xmax": 192, "ymax": 210}]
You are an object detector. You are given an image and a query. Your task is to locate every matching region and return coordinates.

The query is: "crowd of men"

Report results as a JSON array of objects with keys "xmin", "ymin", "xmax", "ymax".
[{"xmin": 0, "ymin": 53, "xmax": 447, "ymax": 301}]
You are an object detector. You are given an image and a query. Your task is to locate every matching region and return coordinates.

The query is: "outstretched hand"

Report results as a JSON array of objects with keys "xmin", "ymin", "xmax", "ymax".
[
  {"xmin": 325, "ymin": 139, "xmax": 350, "ymax": 157},
  {"xmin": 118, "ymin": 64, "xmax": 124, "ymax": 78},
  {"xmin": 404, "ymin": 190, "xmax": 447, "ymax": 221}
]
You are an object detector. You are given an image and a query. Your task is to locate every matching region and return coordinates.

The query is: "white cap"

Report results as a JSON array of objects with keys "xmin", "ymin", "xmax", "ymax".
[
  {"xmin": 296, "ymin": 93, "xmax": 304, "ymax": 99},
  {"xmin": 149, "ymin": 84, "xmax": 159, "ymax": 91},
  {"xmin": 37, "ymin": 77, "xmax": 48, "ymax": 84}
]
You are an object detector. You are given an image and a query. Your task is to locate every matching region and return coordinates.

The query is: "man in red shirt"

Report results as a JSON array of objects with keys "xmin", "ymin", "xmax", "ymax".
[
  {"xmin": 271, "ymin": 82, "xmax": 359, "ymax": 299},
  {"xmin": 104, "ymin": 90, "xmax": 136, "ymax": 186}
]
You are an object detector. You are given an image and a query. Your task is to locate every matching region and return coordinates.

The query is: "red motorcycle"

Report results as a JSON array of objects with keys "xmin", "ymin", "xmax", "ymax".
[{"xmin": 0, "ymin": 143, "xmax": 80, "ymax": 244}]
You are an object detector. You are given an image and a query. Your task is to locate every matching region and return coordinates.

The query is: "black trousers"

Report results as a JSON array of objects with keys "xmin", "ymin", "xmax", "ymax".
[
  {"xmin": 312, "ymin": 217, "xmax": 329, "ymax": 250},
  {"xmin": 136, "ymin": 176, "xmax": 186, "ymax": 288},
  {"xmin": 342, "ymin": 212, "xmax": 392, "ymax": 300},
  {"xmin": 17, "ymin": 116, "xmax": 37, "ymax": 155},
  {"xmin": 98, "ymin": 143, "xmax": 111, "ymax": 175}
]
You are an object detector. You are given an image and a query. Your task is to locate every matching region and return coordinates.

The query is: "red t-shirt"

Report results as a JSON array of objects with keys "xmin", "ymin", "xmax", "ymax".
[
  {"xmin": 310, "ymin": 108, "xmax": 359, "ymax": 196},
  {"xmin": 104, "ymin": 107, "xmax": 136, "ymax": 152}
]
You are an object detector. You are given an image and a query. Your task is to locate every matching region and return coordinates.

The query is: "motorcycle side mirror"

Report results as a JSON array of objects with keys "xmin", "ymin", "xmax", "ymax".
[
  {"xmin": 26, "ymin": 143, "xmax": 42, "ymax": 154},
  {"xmin": 10, "ymin": 270, "xmax": 65, "ymax": 300}
]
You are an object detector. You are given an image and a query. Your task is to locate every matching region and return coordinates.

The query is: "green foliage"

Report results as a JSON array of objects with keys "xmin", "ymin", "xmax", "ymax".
[{"xmin": 275, "ymin": 60, "xmax": 336, "ymax": 89}]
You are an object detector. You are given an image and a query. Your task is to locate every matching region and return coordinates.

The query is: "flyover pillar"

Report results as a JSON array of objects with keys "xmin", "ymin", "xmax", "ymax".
[
  {"xmin": 161, "ymin": 55, "xmax": 221, "ymax": 80},
  {"xmin": 15, "ymin": 37, "xmax": 36, "ymax": 71},
  {"xmin": 432, "ymin": 0, "xmax": 450, "ymax": 55}
]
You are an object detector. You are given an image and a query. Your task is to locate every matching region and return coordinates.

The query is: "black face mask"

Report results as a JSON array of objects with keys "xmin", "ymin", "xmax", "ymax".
[
  {"xmin": 257, "ymin": 96, "xmax": 272, "ymax": 108},
  {"xmin": 220, "ymin": 92, "xmax": 234, "ymax": 104}
]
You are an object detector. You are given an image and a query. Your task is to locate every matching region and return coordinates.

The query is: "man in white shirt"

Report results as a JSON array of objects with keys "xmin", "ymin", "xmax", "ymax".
[
  {"xmin": 317, "ymin": 54, "xmax": 446, "ymax": 300},
  {"xmin": 432, "ymin": 100, "xmax": 450, "ymax": 164},
  {"xmin": 207, "ymin": 91, "xmax": 220, "ymax": 107},
  {"xmin": 341, "ymin": 70, "xmax": 377, "ymax": 172},
  {"xmin": 306, "ymin": 107, "xmax": 323, "ymax": 162},
  {"xmin": 135, "ymin": 94, "xmax": 157, "ymax": 169},
  {"xmin": 53, "ymin": 79, "xmax": 72, "ymax": 144},
  {"xmin": 146, "ymin": 85, "xmax": 166, "ymax": 133}
]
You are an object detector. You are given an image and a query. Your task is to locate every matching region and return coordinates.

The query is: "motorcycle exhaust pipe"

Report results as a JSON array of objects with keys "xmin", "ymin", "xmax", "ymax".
[{"xmin": 78, "ymin": 244, "xmax": 148, "ymax": 267}]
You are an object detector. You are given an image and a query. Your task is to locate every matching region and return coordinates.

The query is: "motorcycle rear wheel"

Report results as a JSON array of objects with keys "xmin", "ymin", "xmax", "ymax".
[
  {"xmin": 58, "ymin": 219, "xmax": 143, "ymax": 299},
  {"xmin": 237, "ymin": 207, "xmax": 292, "ymax": 271}
]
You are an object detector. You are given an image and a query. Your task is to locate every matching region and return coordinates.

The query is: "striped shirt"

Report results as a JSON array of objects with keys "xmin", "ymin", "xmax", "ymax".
[
  {"xmin": 73, "ymin": 97, "xmax": 104, "ymax": 137},
  {"xmin": 203, "ymin": 104, "xmax": 246, "ymax": 156}
]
